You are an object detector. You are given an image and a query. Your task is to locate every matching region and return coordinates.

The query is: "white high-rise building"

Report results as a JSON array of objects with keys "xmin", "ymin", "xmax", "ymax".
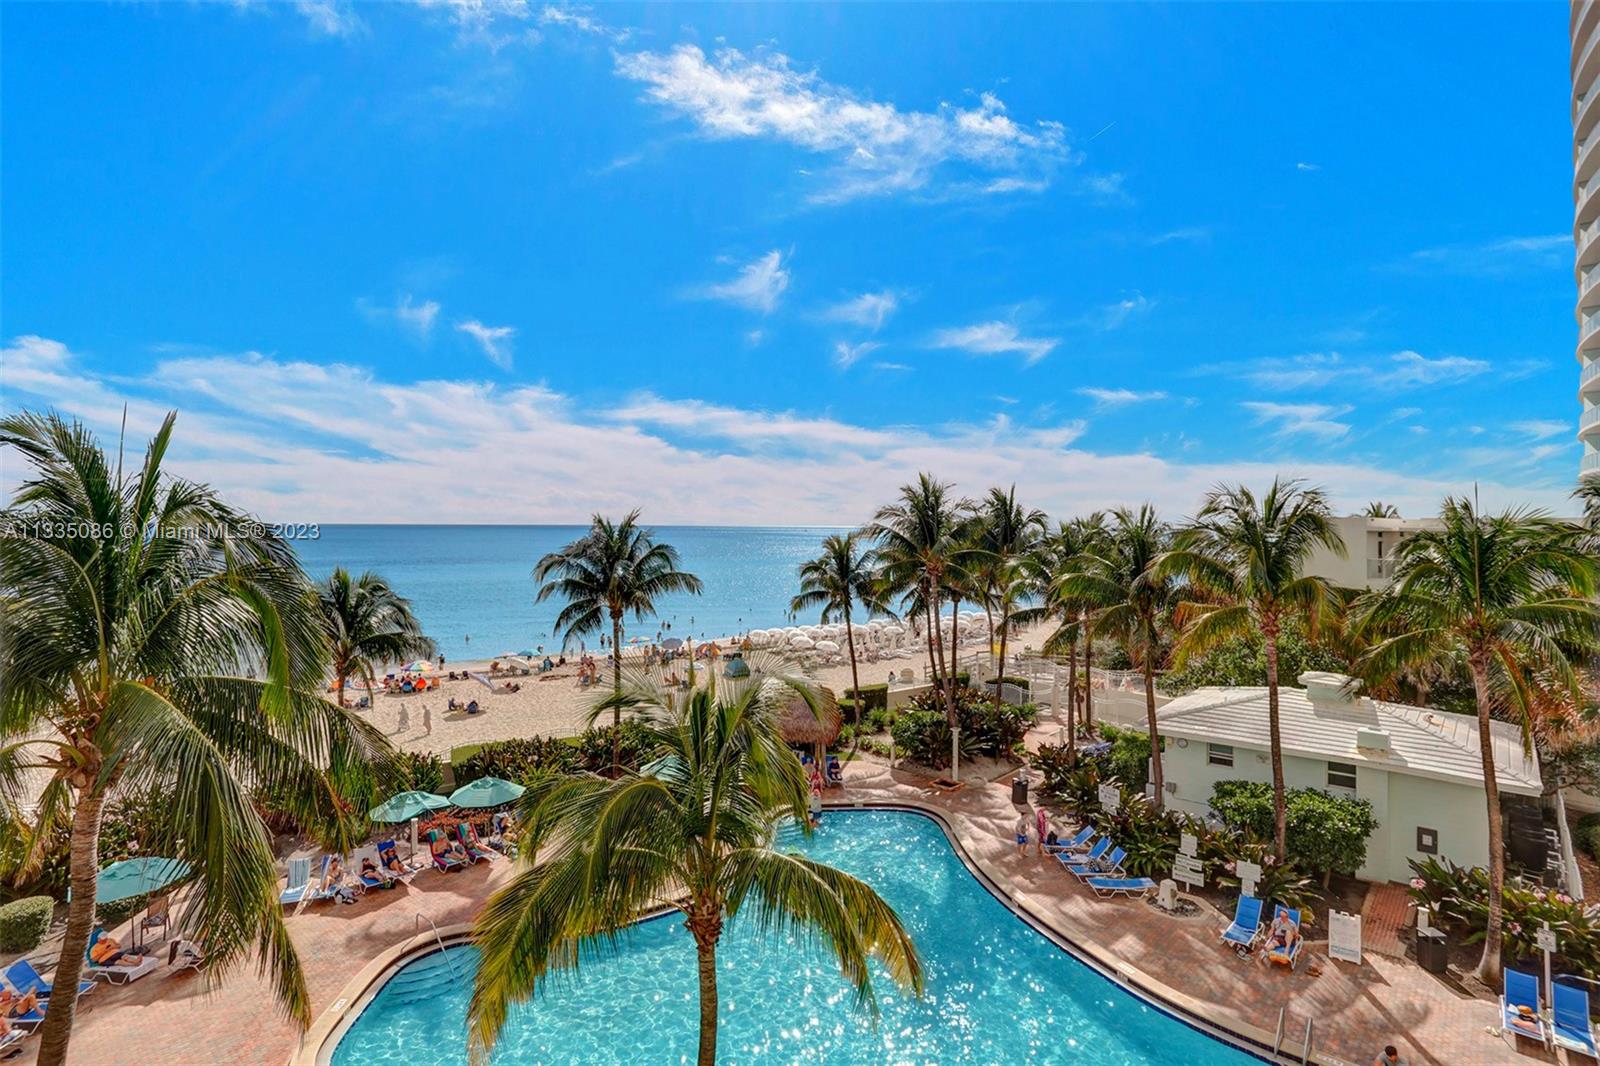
[{"xmin": 1576, "ymin": 2, "xmax": 1600, "ymax": 475}]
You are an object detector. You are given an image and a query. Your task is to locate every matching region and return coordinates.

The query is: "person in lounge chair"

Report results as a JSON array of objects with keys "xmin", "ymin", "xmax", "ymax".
[
  {"xmin": 88, "ymin": 932, "xmax": 148, "ymax": 969},
  {"xmin": 0, "ymin": 990, "xmax": 39, "ymax": 1021},
  {"xmin": 1265, "ymin": 908, "xmax": 1299, "ymax": 955},
  {"xmin": 380, "ymin": 844, "xmax": 406, "ymax": 877},
  {"xmin": 359, "ymin": 854, "xmax": 380, "ymax": 881}
]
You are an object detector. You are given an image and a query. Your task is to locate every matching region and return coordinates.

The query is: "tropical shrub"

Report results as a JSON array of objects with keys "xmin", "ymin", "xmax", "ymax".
[
  {"xmin": 1029, "ymin": 743, "xmax": 1078, "ymax": 799},
  {"xmin": 575, "ymin": 722, "xmax": 649, "ymax": 773},
  {"xmin": 890, "ymin": 708, "xmax": 974, "ymax": 769},
  {"xmin": 893, "ymin": 688, "xmax": 1035, "ymax": 767},
  {"xmin": 1161, "ymin": 619, "xmax": 1349, "ymax": 696},
  {"xmin": 456, "ymin": 736, "xmax": 579, "ymax": 786},
  {"xmin": 0, "ymin": 896, "xmax": 53, "ymax": 952},
  {"xmin": 1099, "ymin": 725, "xmax": 1152, "ymax": 793},
  {"xmin": 865, "ymin": 708, "xmax": 893, "ymax": 734},
  {"xmin": 1088, "ymin": 791, "xmax": 1177, "ymax": 878},
  {"xmin": 1217, "ymin": 836, "xmax": 1314, "ymax": 914},
  {"xmin": 1577, "ymin": 812, "xmax": 1600, "ymax": 862},
  {"xmin": 844, "ymin": 684, "xmax": 890, "ymax": 714},
  {"xmin": 1210, "ymin": 781, "xmax": 1377, "ymax": 880},
  {"xmin": 396, "ymin": 751, "xmax": 445, "ymax": 794},
  {"xmin": 1409, "ymin": 857, "xmax": 1598, "ymax": 975}
]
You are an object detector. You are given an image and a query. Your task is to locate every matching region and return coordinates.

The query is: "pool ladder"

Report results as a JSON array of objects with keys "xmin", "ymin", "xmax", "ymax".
[
  {"xmin": 1271, "ymin": 1008, "xmax": 1313, "ymax": 1064},
  {"xmin": 414, "ymin": 912, "xmax": 461, "ymax": 984}
]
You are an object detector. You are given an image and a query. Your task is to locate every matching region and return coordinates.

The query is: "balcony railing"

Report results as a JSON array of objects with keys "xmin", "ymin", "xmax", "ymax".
[
  {"xmin": 1583, "ymin": 406, "xmax": 1600, "ymax": 431},
  {"xmin": 1585, "ymin": 452, "xmax": 1600, "ymax": 473},
  {"xmin": 1583, "ymin": 360, "xmax": 1600, "ymax": 387},
  {"xmin": 1366, "ymin": 558, "xmax": 1396, "ymax": 580}
]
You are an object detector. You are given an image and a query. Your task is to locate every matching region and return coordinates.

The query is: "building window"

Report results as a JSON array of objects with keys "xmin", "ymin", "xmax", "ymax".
[
  {"xmin": 1327, "ymin": 761, "xmax": 1358, "ymax": 791},
  {"xmin": 1416, "ymin": 827, "xmax": 1438, "ymax": 855},
  {"xmin": 1207, "ymin": 743, "xmax": 1234, "ymax": 768}
]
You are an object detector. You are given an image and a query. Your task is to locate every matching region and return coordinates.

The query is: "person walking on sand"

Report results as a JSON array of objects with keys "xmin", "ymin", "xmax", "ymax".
[
  {"xmin": 397, "ymin": 704, "xmax": 410, "ymax": 734},
  {"xmin": 423, "ymin": 704, "xmax": 433, "ymax": 736},
  {"xmin": 1014, "ymin": 813, "xmax": 1030, "ymax": 855}
]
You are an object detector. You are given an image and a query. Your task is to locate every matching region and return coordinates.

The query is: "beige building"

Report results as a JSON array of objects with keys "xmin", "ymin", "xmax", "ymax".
[
  {"xmin": 1300, "ymin": 514, "xmax": 1440, "ymax": 590},
  {"xmin": 1576, "ymin": 2, "xmax": 1600, "ymax": 475}
]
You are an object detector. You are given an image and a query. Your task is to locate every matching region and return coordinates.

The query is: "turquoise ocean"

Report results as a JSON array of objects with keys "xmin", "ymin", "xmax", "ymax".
[{"xmin": 293, "ymin": 525, "xmax": 845, "ymax": 661}]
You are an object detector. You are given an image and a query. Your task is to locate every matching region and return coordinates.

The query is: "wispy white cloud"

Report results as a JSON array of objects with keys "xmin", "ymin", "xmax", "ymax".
[
  {"xmin": 929, "ymin": 321, "xmax": 1059, "ymax": 365},
  {"xmin": 822, "ymin": 290, "xmax": 898, "ymax": 331},
  {"xmin": 700, "ymin": 250, "xmax": 790, "ymax": 313},
  {"xmin": 1204, "ymin": 350, "xmax": 1489, "ymax": 392},
  {"xmin": 1084, "ymin": 172, "xmax": 1131, "ymax": 204},
  {"xmin": 1296, "ymin": 161, "xmax": 1320, "ymax": 172},
  {"xmin": 412, "ymin": 0, "xmax": 539, "ymax": 49},
  {"xmin": 1241, "ymin": 400, "xmax": 1353, "ymax": 441},
  {"xmin": 1402, "ymin": 234, "xmax": 1568, "ymax": 276},
  {"xmin": 833, "ymin": 340, "xmax": 883, "ymax": 369},
  {"xmin": 295, "ymin": 0, "xmax": 363, "ymax": 37},
  {"xmin": 357, "ymin": 294, "xmax": 442, "ymax": 341},
  {"xmin": 1077, "ymin": 387, "xmax": 1167, "ymax": 409},
  {"xmin": 1510, "ymin": 419, "xmax": 1570, "ymax": 441},
  {"xmin": 2, "ymin": 335, "xmax": 1574, "ymax": 523},
  {"xmin": 1151, "ymin": 226, "xmax": 1212, "ymax": 245},
  {"xmin": 457, "ymin": 319, "xmax": 516, "ymax": 368},
  {"xmin": 1377, "ymin": 350, "xmax": 1488, "ymax": 388},
  {"xmin": 613, "ymin": 46, "xmax": 1069, "ymax": 203},
  {"xmin": 1094, "ymin": 292, "xmax": 1152, "ymax": 331}
]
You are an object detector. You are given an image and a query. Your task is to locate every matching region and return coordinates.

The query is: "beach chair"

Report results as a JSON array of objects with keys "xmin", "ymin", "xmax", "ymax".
[
  {"xmin": 1043, "ymin": 826, "xmax": 1096, "ymax": 854},
  {"xmin": 1220, "ymin": 895, "xmax": 1264, "ymax": 955},
  {"xmin": 455, "ymin": 823, "xmax": 493, "ymax": 863},
  {"xmin": 1501, "ymin": 968, "xmax": 1550, "ymax": 1047},
  {"xmin": 84, "ymin": 927, "xmax": 158, "ymax": 985},
  {"xmin": 167, "ymin": 939, "xmax": 205, "ymax": 974},
  {"xmin": 1065, "ymin": 846, "xmax": 1126, "ymax": 880},
  {"xmin": 427, "ymin": 830, "xmax": 466, "ymax": 872},
  {"xmin": 280, "ymin": 856, "xmax": 313, "ymax": 905},
  {"xmin": 1085, "ymin": 876, "xmax": 1158, "ymax": 898},
  {"xmin": 1265, "ymin": 905, "xmax": 1304, "ymax": 970},
  {"xmin": 0, "ymin": 1026, "xmax": 25, "ymax": 1053},
  {"xmin": 1, "ymin": 999, "xmax": 44, "ymax": 1032},
  {"xmin": 138, "ymin": 893, "xmax": 170, "ymax": 947},
  {"xmin": 306, "ymin": 855, "xmax": 342, "ymax": 902},
  {"xmin": 1553, "ymin": 979, "xmax": 1597, "ymax": 1058},
  {"xmin": 1056, "ymin": 837, "xmax": 1110, "ymax": 871},
  {"xmin": 2, "ymin": 958, "xmax": 94, "ymax": 1001},
  {"xmin": 375, "ymin": 840, "xmax": 413, "ymax": 881}
]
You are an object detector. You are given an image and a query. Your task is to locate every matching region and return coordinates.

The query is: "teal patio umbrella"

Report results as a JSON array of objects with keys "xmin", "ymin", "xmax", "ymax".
[
  {"xmin": 448, "ymin": 777, "xmax": 525, "ymax": 809},
  {"xmin": 98, "ymin": 856, "xmax": 189, "ymax": 950},
  {"xmin": 369, "ymin": 791, "xmax": 451, "ymax": 864}
]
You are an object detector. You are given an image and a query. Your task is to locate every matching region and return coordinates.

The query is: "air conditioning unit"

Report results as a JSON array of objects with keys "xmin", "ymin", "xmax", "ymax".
[{"xmin": 1355, "ymin": 727, "xmax": 1391, "ymax": 752}]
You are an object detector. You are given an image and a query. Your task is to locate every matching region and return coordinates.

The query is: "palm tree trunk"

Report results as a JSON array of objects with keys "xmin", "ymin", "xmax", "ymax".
[
  {"xmin": 1469, "ymin": 653, "xmax": 1506, "ymax": 988},
  {"xmin": 1082, "ymin": 619, "xmax": 1094, "ymax": 736},
  {"xmin": 1065, "ymin": 630, "xmax": 1078, "ymax": 761},
  {"xmin": 925, "ymin": 588, "xmax": 946, "ymax": 693},
  {"xmin": 688, "ymin": 910, "xmax": 722, "ymax": 1066},
  {"xmin": 948, "ymin": 593, "xmax": 962, "ymax": 693},
  {"xmin": 1263, "ymin": 626, "xmax": 1288, "ymax": 861},
  {"xmin": 1143, "ymin": 653, "xmax": 1162, "ymax": 809},
  {"xmin": 993, "ymin": 622, "xmax": 1009, "ymax": 712},
  {"xmin": 36, "ymin": 788, "xmax": 106, "ymax": 1066},
  {"xmin": 844, "ymin": 605, "xmax": 862, "ymax": 726},
  {"xmin": 611, "ymin": 612, "xmax": 625, "ymax": 774}
]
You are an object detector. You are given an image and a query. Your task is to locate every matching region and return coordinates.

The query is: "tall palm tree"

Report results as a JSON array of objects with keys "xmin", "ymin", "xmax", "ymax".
[
  {"xmin": 790, "ymin": 533, "xmax": 887, "ymax": 724},
  {"xmin": 1351, "ymin": 498, "xmax": 1600, "ymax": 987},
  {"xmin": 974, "ymin": 486, "xmax": 1046, "ymax": 707},
  {"xmin": 467, "ymin": 666, "xmax": 923, "ymax": 1066},
  {"xmin": 1158, "ymin": 478, "xmax": 1345, "ymax": 859},
  {"xmin": 1056, "ymin": 505, "xmax": 1179, "ymax": 805},
  {"xmin": 535, "ymin": 511, "xmax": 703, "ymax": 769},
  {"xmin": 316, "ymin": 568, "xmax": 436, "ymax": 706},
  {"xmin": 1364, "ymin": 501, "xmax": 1400, "ymax": 518},
  {"xmin": 0, "ymin": 412, "xmax": 392, "ymax": 1066},
  {"xmin": 1038, "ymin": 514, "xmax": 1108, "ymax": 742}
]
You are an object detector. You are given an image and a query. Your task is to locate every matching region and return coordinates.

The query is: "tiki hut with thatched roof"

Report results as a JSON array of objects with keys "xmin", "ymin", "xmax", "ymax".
[{"xmin": 776, "ymin": 684, "xmax": 842, "ymax": 761}]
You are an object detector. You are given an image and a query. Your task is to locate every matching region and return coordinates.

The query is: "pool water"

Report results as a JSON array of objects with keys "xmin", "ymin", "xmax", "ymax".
[{"xmin": 330, "ymin": 810, "xmax": 1258, "ymax": 1065}]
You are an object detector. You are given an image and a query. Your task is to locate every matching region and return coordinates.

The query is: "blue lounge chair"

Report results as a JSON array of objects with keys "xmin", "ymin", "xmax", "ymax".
[
  {"xmin": 1501, "ymin": 968, "xmax": 1549, "ymax": 1047},
  {"xmin": 0, "ymin": 1027, "xmax": 25, "ymax": 1053},
  {"xmin": 1221, "ymin": 895, "xmax": 1264, "ymax": 954},
  {"xmin": 280, "ymin": 856, "xmax": 313, "ymax": 905},
  {"xmin": 1043, "ymin": 826, "xmax": 1096, "ymax": 854},
  {"xmin": 1265, "ymin": 905, "xmax": 1304, "ymax": 970},
  {"xmin": 84, "ymin": 927, "xmax": 157, "ymax": 985},
  {"xmin": 456, "ymin": 822, "xmax": 494, "ymax": 863},
  {"xmin": 306, "ymin": 855, "xmax": 343, "ymax": 901},
  {"xmin": 1554, "ymin": 980, "xmax": 1597, "ymax": 1058},
  {"xmin": 375, "ymin": 840, "xmax": 412, "ymax": 880},
  {"xmin": 427, "ymin": 829, "xmax": 465, "ymax": 872},
  {"xmin": 2, "ymin": 1001, "xmax": 44, "ymax": 1032},
  {"xmin": 1066, "ymin": 846, "xmax": 1126, "ymax": 880},
  {"xmin": 1085, "ymin": 876, "xmax": 1158, "ymax": 898},
  {"xmin": 3, "ymin": 958, "xmax": 93, "ymax": 1000},
  {"xmin": 1057, "ymin": 837, "xmax": 1110, "ymax": 870}
]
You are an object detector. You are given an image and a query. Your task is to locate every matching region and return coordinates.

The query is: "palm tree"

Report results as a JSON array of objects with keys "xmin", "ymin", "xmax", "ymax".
[
  {"xmin": 974, "ymin": 486, "xmax": 1046, "ymax": 707},
  {"xmin": 316, "ymin": 568, "xmax": 436, "ymax": 706},
  {"xmin": 466, "ymin": 666, "xmax": 923, "ymax": 1066},
  {"xmin": 1351, "ymin": 498, "xmax": 1600, "ymax": 987},
  {"xmin": 790, "ymin": 533, "xmax": 887, "ymax": 724},
  {"xmin": 1056, "ymin": 505, "xmax": 1178, "ymax": 805},
  {"xmin": 1159, "ymin": 478, "xmax": 1346, "ymax": 859},
  {"xmin": 534, "ymin": 511, "xmax": 703, "ymax": 770},
  {"xmin": 1038, "ymin": 514, "xmax": 1108, "ymax": 742},
  {"xmin": 0, "ymin": 412, "xmax": 392, "ymax": 1066},
  {"xmin": 1364, "ymin": 501, "xmax": 1400, "ymax": 518}
]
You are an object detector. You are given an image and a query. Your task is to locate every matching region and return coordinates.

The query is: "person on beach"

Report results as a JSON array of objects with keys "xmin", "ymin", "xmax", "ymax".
[
  {"xmin": 1371, "ymin": 1046, "xmax": 1408, "ymax": 1066},
  {"xmin": 397, "ymin": 704, "xmax": 409, "ymax": 734},
  {"xmin": 808, "ymin": 786, "xmax": 823, "ymax": 828},
  {"xmin": 1014, "ymin": 813, "xmax": 1030, "ymax": 854},
  {"xmin": 423, "ymin": 704, "xmax": 433, "ymax": 735}
]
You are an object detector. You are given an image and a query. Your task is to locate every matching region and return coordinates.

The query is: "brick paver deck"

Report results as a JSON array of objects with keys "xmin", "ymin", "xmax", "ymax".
[
  {"xmin": 2, "ymin": 758, "xmax": 1557, "ymax": 1065},
  {"xmin": 1361, "ymin": 881, "xmax": 1415, "ymax": 959}
]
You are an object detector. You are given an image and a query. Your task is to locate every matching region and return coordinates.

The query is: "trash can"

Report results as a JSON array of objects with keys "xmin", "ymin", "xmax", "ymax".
[
  {"xmin": 1416, "ymin": 928, "xmax": 1448, "ymax": 974},
  {"xmin": 1011, "ymin": 775, "xmax": 1029, "ymax": 804}
]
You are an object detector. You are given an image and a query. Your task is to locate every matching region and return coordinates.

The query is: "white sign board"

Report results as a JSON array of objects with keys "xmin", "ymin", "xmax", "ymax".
[
  {"xmin": 1179, "ymin": 832, "xmax": 1198, "ymax": 858},
  {"xmin": 1235, "ymin": 859, "xmax": 1262, "ymax": 899},
  {"xmin": 1172, "ymin": 854, "xmax": 1204, "ymax": 890},
  {"xmin": 1097, "ymin": 784, "xmax": 1121, "ymax": 813},
  {"xmin": 1328, "ymin": 909, "xmax": 1362, "ymax": 965},
  {"xmin": 1537, "ymin": 926, "xmax": 1558, "ymax": 953}
]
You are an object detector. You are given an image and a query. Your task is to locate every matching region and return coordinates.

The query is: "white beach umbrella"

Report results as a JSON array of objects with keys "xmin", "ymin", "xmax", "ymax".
[
  {"xmin": 814, "ymin": 640, "xmax": 840, "ymax": 653},
  {"xmin": 789, "ymin": 635, "xmax": 815, "ymax": 650}
]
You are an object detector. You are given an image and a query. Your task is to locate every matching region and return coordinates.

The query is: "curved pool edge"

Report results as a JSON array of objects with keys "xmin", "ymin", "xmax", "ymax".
[{"xmin": 295, "ymin": 802, "xmax": 1325, "ymax": 1066}]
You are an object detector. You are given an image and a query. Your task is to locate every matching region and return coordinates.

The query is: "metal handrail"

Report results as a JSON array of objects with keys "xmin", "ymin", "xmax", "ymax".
[
  {"xmin": 414, "ymin": 912, "xmax": 460, "ymax": 983},
  {"xmin": 1300, "ymin": 1017, "xmax": 1313, "ymax": 1065},
  {"xmin": 1272, "ymin": 1007, "xmax": 1286, "ymax": 1057}
]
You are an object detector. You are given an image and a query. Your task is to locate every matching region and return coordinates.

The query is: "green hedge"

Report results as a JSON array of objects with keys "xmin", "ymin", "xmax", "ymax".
[
  {"xmin": 0, "ymin": 896, "xmax": 53, "ymax": 952},
  {"xmin": 455, "ymin": 736, "xmax": 579, "ymax": 786},
  {"xmin": 843, "ymin": 684, "xmax": 890, "ymax": 714},
  {"xmin": 1099, "ymin": 725, "xmax": 1152, "ymax": 792},
  {"xmin": 1210, "ymin": 780, "xmax": 1378, "ymax": 878}
]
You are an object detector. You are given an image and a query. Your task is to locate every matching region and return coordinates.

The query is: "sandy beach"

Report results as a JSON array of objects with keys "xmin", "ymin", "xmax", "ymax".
[{"xmin": 349, "ymin": 621, "xmax": 1060, "ymax": 758}]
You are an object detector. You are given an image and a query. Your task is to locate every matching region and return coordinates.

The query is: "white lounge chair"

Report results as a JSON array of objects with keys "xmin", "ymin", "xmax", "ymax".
[
  {"xmin": 279, "ymin": 856, "xmax": 313, "ymax": 906},
  {"xmin": 85, "ymin": 928, "xmax": 158, "ymax": 985}
]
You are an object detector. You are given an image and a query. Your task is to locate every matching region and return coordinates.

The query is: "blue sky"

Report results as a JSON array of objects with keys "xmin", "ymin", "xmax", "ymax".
[{"xmin": 0, "ymin": 2, "xmax": 1581, "ymax": 523}]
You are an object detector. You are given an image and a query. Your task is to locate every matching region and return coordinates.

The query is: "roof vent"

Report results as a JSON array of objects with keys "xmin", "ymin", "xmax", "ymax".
[
  {"xmin": 1356, "ymin": 727, "xmax": 1391, "ymax": 752},
  {"xmin": 1299, "ymin": 671, "xmax": 1362, "ymax": 707}
]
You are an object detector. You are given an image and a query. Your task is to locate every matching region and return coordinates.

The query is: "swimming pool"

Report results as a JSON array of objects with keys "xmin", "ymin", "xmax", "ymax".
[{"xmin": 329, "ymin": 809, "xmax": 1260, "ymax": 1065}]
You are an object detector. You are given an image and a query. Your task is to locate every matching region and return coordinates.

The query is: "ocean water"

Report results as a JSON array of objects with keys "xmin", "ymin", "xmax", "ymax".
[
  {"xmin": 329, "ymin": 810, "xmax": 1256, "ymax": 1066},
  {"xmin": 293, "ymin": 525, "xmax": 847, "ymax": 661}
]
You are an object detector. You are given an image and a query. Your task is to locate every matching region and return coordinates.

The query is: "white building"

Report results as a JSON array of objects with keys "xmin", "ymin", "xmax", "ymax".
[
  {"xmin": 1156, "ymin": 671, "xmax": 1546, "ymax": 884},
  {"xmin": 1300, "ymin": 514, "xmax": 1440, "ymax": 590},
  {"xmin": 1576, "ymin": 1, "xmax": 1600, "ymax": 476}
]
